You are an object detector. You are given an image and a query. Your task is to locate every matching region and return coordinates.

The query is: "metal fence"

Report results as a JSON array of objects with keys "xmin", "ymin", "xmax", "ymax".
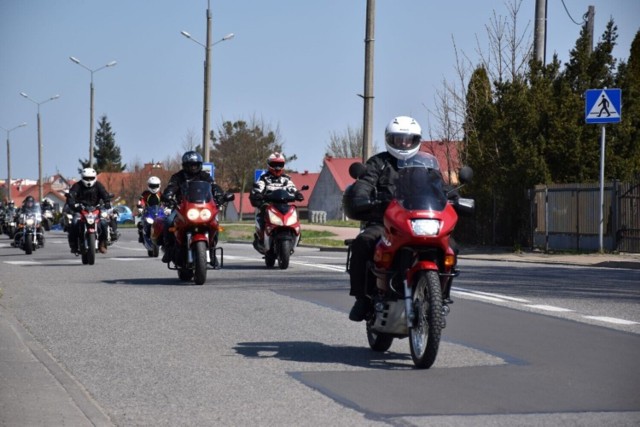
[{"xmin": 530, "ymin": 180, "xmax": 640, "ymax": 253}]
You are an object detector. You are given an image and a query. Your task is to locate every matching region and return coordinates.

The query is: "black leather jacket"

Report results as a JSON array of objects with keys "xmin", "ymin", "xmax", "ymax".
[
  {"xmin": 162, "ymin": 170, "xmax": 225, "ymax": 206},
  {"xmin": 67, "ymin": 181, "xmax": 111, "ymax": 209},
  {"xmin": 348, "ymin": 152, "xmax": 400, "ymax": 223}
]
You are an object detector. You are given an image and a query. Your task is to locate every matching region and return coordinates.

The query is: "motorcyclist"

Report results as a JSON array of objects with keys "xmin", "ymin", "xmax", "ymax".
[
  {"xmin": 67, "ymin": 167, "xmax": 112, "ymax": 254},
  {"xmin": 136, "ymin": 176, "xmax": 163, "ymax": 243},
  {"xmin": 160, "ymin": 151, "xmax": 226, "ymax": 263},
  {"xmin": 344, "ymin": 116, "xmax": 441, "ymax": 321},
  {"xmin": 19, "ymin": 195, "xmax": 37, "ymax": 213},
  {"xmin": 41, "ymin": 197, "xmax": 53, "ymax": 211},
  {"xmin": 249, "ymin": 152, "xmax": 303, "ymax": 247}
]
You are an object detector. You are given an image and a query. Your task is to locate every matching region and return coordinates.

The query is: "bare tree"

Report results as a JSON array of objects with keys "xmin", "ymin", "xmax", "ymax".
[
  {"xmin": 325, "ymin": 125, "xmax": 363, "ymax": 158},
  {"xmin": 211, "ymin": 115, "xmax": 291, "ymax": 220}
]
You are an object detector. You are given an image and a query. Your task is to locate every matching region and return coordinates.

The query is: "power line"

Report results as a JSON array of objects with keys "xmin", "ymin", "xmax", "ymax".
[{"xmin": 561, "ymin": 0, "xmax": 586, "ymax": 25}]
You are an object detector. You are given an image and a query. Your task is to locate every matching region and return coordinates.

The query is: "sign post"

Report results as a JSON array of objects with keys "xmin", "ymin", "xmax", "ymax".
[{"xmin": 585, "ymin": 88, "xmax": 621, "ymax": 253}]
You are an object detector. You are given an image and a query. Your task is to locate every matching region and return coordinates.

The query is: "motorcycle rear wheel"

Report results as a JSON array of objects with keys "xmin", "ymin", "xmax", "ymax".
[
  {"xmin": 277, "ymin": 239, "xmax": 292, "ymax": 269},
  {"xmin": 264, "ymin": 251, "xmax": 276, "ymax": 268},
  {"xmin": 366, "ymin": 326, "xmax": 394, "ymax": 352},
  {"xmin": 178, "ymin": 269, "xmax": 194, "ymax": 281},
  {"xmin": 409, "ymin": 270, "xmax": 443, "ymax": 369}
]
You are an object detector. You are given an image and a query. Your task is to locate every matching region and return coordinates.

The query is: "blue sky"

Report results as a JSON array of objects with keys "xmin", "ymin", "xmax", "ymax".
[{"xmin": 1, "ymin": 0, "xmax": 638, "ymax": 183}]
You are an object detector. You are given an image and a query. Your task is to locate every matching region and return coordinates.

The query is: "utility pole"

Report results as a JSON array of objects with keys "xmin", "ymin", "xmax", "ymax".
[
  {"xmin": 203, "ymin": 0, "xmax": 212, "ymax": 163},
  {"xmin": 533, "ymin": 0, "xmax": 547, "ymax": 64},
  {"xmin": 586, "ymin": 5, "xmax": 595, "ymax": 54},
  {"xmin": 361, "ymin": 0, "xmax": 375, "ymax": 163}
]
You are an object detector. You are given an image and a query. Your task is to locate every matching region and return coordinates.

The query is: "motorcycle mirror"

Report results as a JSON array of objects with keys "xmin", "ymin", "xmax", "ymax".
[
  {"xmin": 458, "ymin": 166, "xmax": 473, "ymax": 184},
  {"xmin": 349, "ymin": 162, "xmax": 366, "ymax": 179},
  {"xmin": 224, "ymin": 193, "xmax": 235, "ymax": 202},
  {"xmin": 301, "ymin": 185, "xmax": 309, "ymax": 191}
]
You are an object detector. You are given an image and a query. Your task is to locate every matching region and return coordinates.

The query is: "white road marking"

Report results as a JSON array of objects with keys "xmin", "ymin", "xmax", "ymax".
[
  {"xmin": 583, "ymin": 316, "xmax": 639, "ymax": 325},
  {"xmin": 454, "ymin": 287, "xmax": 531, "ymax": 303},
  {"xmin": 4, "ymin": 260, "xmax": 40, "ymax": 265},
  {"xmin": 523, "ymin": 304, "xmax": 574, "ymax": 312},
  {"xmin": 451, "ymin": 290, "xmax": 509, "ymax": 303}
]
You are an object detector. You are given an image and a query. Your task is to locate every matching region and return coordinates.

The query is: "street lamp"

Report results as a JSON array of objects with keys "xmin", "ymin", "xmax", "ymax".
[
  {"xmin": 20, "ymin": 92, "xmax": 60, "ymax": 202},
  {"xmin": 69, "ymin": 56, "xmax": 117, "ymax": 168},
  {"xmin": 0, "ymin": 122, "xmax": 27, "ymax": 202},
  {"xmin": 181, "ymin": 1, "xmax": 234, "ymax": 163}
]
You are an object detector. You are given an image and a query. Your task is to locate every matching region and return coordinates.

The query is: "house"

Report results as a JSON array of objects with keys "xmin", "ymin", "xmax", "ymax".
[
  {"xmin": 225, "ymin": 170, "xmax": 320, "ymax": 222},
  {"xmin": 307, "ymin": 156, "xmax": 359, "ymax": 221},
  {"xmin": 3, "ymin": 174, "xmax": 74, "ymax": 212}
]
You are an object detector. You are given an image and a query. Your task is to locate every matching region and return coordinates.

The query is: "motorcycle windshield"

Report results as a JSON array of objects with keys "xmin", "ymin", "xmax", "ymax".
[
  {"xmin": 183, "ymin": 181, "xmax": 213, "ymax": 204},
  {"xmin": 395, "ymin": 152, "xmax": 447, "ymax": 211}
]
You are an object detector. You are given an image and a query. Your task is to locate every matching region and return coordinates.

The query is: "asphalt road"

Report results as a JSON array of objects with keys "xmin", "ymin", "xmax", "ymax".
[{"xmin": 1, "ymin": 228, "xmax": 639, "ymax": 426}]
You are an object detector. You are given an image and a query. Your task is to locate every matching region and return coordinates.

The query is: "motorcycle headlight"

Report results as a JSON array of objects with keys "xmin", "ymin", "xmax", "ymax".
[
  {"xmin": 268, "ymin": 210, "xmax": 284, "ymax": 226},
  {"xmin": 284, "ymin": 209, "xmax": 298, "ymax": 226},
  {"xmin": 146, "ymin": 217, "xmax": 155, "ymax": 224},
  {"xmin": 411, "ymin": 219, "xmax": 441, "ymax": 236},
  {"xmin": 187, "ymin": 208, "xmax": 199, "ymax": 221},
  {"xmin": 26, "ymin": 218, "xmax": 35, "ymax": 226},
  {"xmin": 86, "ymin": 214, "xmax": 96, "ymax": 225},
  {"xmin": 101, "ymin": 211, "xmax": 109, "ymax": 219},
  {"xmin": 200, "ymin": 209, "xmax": 212, "ymax": 221}
]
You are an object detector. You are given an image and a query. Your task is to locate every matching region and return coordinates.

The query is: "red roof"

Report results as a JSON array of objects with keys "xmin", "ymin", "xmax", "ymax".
[
  {"xmin": 323, "ymin": 157, "xmax": 361, "ymax": 192},
  {"xmin": 420, "ymin": 140, "xmax": 461, "ymax": 183}
]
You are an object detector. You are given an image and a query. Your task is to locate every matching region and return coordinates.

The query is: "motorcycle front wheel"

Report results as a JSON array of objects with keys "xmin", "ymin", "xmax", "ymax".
[
  {"xmin": 409, "ymin": 270, "xmax": 443, "ymax": 369},
  {"xmin": 86, "ymin": 234, "xmax": 96, "ymax": 265},
  {"xmin": 24, "ymin": 233, "xmax": 33, "ymax": 255},
  {"xmin": 193, "ymin": 241, "xmax": 207, "ymax": 285},
  {"xmin": 277, "ymin": 239, "xmax": 292, "ymax": 269}
]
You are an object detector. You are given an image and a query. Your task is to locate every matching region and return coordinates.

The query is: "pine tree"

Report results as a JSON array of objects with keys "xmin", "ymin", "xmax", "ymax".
[
  {"xmin": 94, "ymin": 115, "xmax": 125, "ymax": 173},
  {"xmin": 78, "ymin": 115, "xmax": 126, "ymax": 172}
]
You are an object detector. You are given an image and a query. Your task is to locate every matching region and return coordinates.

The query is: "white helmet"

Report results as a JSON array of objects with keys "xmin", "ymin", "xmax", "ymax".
[
  {"xmin": 384, "ymin": 116, "xmax": 422, "ymax": 160},
  {"xmin": 80, "ymin": 167, "xmax": 98, "ymax": 188},
  {"xmin": 147, "ymin": 176, "xmax": 161, "ymax": 194}
]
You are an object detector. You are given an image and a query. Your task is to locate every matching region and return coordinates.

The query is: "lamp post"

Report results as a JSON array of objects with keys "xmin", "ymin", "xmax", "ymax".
[
  {"xmin": 181, "ymin": 1, "xmax": 234, "ymax": 163},
  {"xmin": 0, "ymin": 122, "xmax": 27, "ymax": 202},
  {"xmin": 20, "ymin": 92, "xmax": 60, "ymax": 202},
  {"xmin": 69, "ymin": 56, "xmax": 117, "ymax": 168}
]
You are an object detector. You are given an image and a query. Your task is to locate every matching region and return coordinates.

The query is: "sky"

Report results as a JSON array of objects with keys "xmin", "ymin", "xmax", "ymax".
[{"xmin": 1, "ymin": 0, "xmax": 639, "ymax": 183}]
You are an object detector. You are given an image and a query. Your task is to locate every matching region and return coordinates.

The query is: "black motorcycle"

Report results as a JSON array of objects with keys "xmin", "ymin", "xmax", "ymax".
[{"xmin": 13, "ymin": 206, "xmax": 44, "ymax": 254}]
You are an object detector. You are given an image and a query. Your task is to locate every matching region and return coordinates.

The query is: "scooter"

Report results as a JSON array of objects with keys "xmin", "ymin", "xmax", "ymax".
[
  {"xmin": 253, "ymin": 185, "xmax": 308, "ymax": 269},
  {"xmin": 345, "ymin": 152, "xmax": 474, "ymax": 369}
]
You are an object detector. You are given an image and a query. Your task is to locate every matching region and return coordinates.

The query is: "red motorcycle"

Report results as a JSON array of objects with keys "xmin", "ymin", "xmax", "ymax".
[
  {"xmin": 75, "ymin": 203, "xmax": 106, "ymax": 265},
  {"xmin": 164, "ymin": 181, "xmax": 234, "ymax": 285},
  {"xmin": 346, "ymin": 152, "xmax": 474, "ymax": 369},
  {"xmin": 253, "ymin": 185, "xmax": 308, "ymax": 269}
]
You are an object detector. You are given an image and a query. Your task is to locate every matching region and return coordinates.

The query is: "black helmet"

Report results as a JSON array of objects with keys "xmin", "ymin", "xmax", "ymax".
[
  {"xmin": 182, "ymin": 151, "xmax": 203, "ymax": 176},
  {"xmin": 23, "ymin": 196, "xmax": 35, "ymax": 209}
]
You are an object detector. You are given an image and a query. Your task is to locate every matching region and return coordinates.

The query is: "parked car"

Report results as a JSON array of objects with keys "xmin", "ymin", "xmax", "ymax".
[{"xmin": 113, "ymin": 205, "xmax": 134, "ymax": 224}]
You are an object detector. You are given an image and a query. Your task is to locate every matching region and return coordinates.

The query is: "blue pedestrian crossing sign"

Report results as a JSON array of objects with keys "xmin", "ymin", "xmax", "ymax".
[{"xmin": 585, "ymin": 88, "xmax": 621, "ymax": 124}]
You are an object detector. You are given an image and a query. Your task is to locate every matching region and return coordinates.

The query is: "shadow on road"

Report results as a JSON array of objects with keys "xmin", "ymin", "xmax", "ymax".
[{"xmin": 234, "ymin": 340, "xmax": 414, "ymax": 370}]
